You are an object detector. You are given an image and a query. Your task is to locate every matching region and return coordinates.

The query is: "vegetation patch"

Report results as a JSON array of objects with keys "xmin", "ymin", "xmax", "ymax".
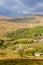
[{"xmin": 5, "ymin": 26, "xmax": 43, "ymax": 40}]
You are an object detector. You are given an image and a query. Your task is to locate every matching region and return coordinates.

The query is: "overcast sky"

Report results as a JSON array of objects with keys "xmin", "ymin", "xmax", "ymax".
[{"xmin": 0, "ymin": 0, "xmax": 43, "ymax": 17}]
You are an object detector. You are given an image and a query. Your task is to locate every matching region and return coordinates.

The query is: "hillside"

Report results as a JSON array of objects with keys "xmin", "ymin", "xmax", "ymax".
[
  {"xmin": 0, "ymin": 16, "xmax": 43, "ymax": 60},
  {"xmin": 0, "ymin": 15, "xmax": 43, "ymax": 37}
]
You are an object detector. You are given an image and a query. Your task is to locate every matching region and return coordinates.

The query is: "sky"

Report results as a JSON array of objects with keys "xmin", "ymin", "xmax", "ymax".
[{"xmin": 0, "ymin": 0, "xmax": 43, "ymax": 17}]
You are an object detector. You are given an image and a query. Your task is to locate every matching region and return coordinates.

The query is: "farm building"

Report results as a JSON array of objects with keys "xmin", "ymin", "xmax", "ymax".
[
  {"xmin": 34, "ymin": 53, "xmax": 40, "ymax": 56},
  {"xmin": 34, "ymin": 53, "xmax": 43, "ymax": 56}
]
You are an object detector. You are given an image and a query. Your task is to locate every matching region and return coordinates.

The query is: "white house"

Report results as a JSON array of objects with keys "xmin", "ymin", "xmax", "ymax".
[{"xmin": 34, "ymin": 53, "xmax": 40, "ymax": 56}]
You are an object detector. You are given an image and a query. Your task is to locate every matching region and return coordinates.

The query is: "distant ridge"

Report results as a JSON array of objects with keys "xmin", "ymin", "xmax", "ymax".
[
  {"xmin": 0, "ymin": 15, "xmax": 42, "ymax": 23},
  {"xmin": 0, "ymin": 14, "xmax": 43, "ymax": 19},
  {"xmin": 0, "ymin": 16, "xmax": 12, "ymax": 19},
  {"xmin": 34, "ymin": 14, "xmax": 43, "ymax": 17}
]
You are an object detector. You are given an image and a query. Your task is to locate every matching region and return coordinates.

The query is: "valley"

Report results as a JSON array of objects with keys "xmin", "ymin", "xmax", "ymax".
[{"xmin": 0, "ymin": 16, "xmax": 43, "ymax": 65}]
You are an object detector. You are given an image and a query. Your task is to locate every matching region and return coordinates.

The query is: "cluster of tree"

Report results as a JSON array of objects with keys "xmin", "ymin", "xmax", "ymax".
[{"xmin": 5, "ymin": 26, "xmax": 43, "ymax": 40}]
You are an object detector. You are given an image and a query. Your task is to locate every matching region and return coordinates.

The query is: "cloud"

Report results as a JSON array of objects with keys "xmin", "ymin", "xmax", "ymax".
[
  {"xmin": 29, "ymin": 2, "xmax": 43, "ymax": 14},
  {"xmin": 37, "ymin": 3, "xmax": 43, "ymax": 7},
  {"xmin": 33, "ymin": 2, "xmax": 43, "ymax": 9},
  {"xmin": 22, "ymin": 10, "xmax": 30, "ymax": 14},
  {"xmin": 5, "ymin": 0, "xmax": 31, "ymax": 14},
  {"xmin": 0, "ymin": 0, "xmax": 43, "ymax": 16},
  {"xmin": 0, "ymin": 0, "xmax": 34, "ymax": 15},
  {"xmin": 0, "ymin": 0, "xmax": 4, "ymax": 7}
]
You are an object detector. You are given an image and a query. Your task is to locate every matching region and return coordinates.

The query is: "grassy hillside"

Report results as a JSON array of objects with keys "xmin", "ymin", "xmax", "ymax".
[
  {"xmin": 0, "ymin": 16, "xmax": 43, "ymax": 65},
  {"xmin": 0, "ymin": 16, "xmax": 43, "ymax": 37},
  {"xmin": 0, "ymin": 26, "xmax": 43, "ymax": 57}
]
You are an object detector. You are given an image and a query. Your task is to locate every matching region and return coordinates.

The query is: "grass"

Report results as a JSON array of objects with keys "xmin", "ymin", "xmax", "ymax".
[{"xmin": 0, "ymin": 59, "xmax": 43, "ymax": 65}]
